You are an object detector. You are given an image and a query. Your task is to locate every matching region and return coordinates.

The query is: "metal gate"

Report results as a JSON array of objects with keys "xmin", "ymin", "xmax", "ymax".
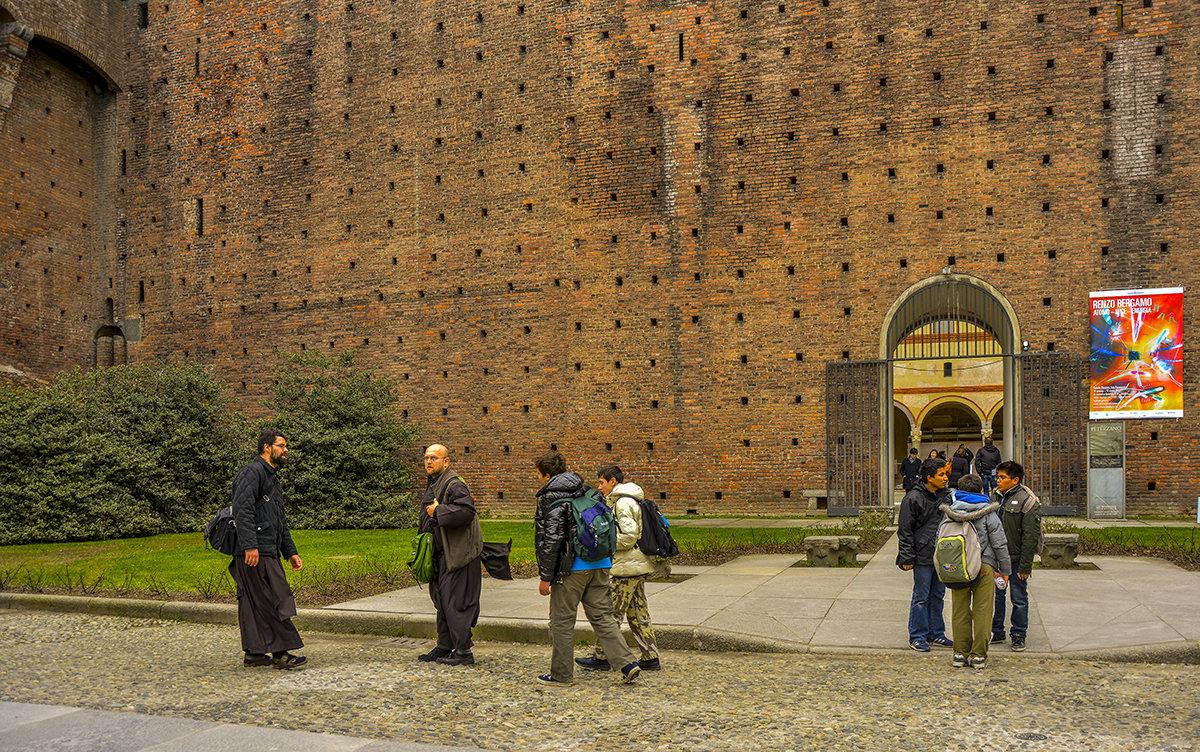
[
  {"xmin": 1016, "ymin": 352, "xmax": 1085, "ymax": 515},
  {"xmin": 825, "ymin": 360, "xmax": 887, "ymax": 515}
]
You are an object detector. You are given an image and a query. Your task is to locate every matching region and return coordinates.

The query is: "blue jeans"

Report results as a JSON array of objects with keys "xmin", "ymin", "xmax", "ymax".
[
  {"xmin": 992, "ymin": 573, "xmax": 1029, "ymax": 637},
  {"xmin": 908, "ymin": 565, "xmax": 947, "ymax": 642},
  {"xmin": 980, "ymin": 472, "xmax": 997, "ymax": 496}
]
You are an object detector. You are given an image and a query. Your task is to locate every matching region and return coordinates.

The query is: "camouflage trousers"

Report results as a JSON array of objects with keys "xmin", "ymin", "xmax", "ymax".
[{"xmin": 593, "ymin": 574, "xmax": 658, "ymax": 662}]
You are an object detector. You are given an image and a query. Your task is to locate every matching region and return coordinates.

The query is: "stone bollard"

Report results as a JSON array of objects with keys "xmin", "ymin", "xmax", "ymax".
[
  {"xmin": 1040, "ymin": 533, "xmax": 1080, "ymax": 568},
  {"xmin": 837, "ymin": 536, "xmax": 860, "ymax": 565},
  {"xmin": 803, "ymin": 535, "xmax": 860, "ymax": 567}
]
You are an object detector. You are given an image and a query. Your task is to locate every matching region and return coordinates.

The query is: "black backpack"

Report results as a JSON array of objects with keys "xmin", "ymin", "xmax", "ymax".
[
  {"xmin": 634, "ymin": 497, "xmax": 679, "ymax": 558},
  {"xmin": 203, "ymin": 506, "xmax": 238, "ymax": 555}
]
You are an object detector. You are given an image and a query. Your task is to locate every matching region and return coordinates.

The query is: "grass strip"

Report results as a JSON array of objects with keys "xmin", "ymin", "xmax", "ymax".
[{"xmin": 0, "ymin": 520, "xmax": 890, "ymax": 606}]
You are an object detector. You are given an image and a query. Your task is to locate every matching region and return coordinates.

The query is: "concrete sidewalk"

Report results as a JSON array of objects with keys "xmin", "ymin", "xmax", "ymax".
[
  {"xmin": 0, "ymin": 701, "xmax": 491, "ymax": 752},
  {"xmin": 3, "ymin": 526, "xmax": 1198, "ymax": 663},
  {"xmin": 329, "ymin": 531, "xmax": 1200, "ymax": 663}
]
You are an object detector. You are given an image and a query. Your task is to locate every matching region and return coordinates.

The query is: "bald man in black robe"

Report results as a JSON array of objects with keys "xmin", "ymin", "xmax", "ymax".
[{"xmin": 416, "ymin": 444, "xmax": 483, "ymax": 666}]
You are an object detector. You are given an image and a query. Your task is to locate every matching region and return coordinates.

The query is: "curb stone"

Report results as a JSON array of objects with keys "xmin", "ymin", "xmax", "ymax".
[
  {"xmin": 0, "ymin": 593, "xmax": 804, "ymax": 655},
  {"xmin": 3, "ymin": 592, "xmax": 1196, "ymax": 664}
]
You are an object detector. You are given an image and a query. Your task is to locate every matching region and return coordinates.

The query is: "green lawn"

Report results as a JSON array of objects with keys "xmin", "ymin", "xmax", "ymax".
[
  {"xmin": 1080, "ymin": 525, "xmax": 1200, "ymax": 549},
  {"xmin": 0, "ymin": 521, "xmax": 854, "ymax": 601}
]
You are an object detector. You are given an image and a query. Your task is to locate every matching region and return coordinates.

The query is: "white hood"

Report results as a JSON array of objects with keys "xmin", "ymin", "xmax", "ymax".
[{"xmin": 608, "ymin": 482, "xmax": 644, "ymax": 502}]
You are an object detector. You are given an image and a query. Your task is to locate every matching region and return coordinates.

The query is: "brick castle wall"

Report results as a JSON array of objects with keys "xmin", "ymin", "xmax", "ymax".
[{"xmin": 2, "ymin": 0, "xmax": 1196, "ymax": 516}]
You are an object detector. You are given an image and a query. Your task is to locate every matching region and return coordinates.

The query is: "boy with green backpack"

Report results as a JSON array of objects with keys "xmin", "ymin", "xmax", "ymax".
[
  {"xmin": 937, "ymin": 473, "xmax": 1011, "ymax": 670},
  {"xmin": 532, "ymin": 450, "xmax": 641, "ymax": 687}
]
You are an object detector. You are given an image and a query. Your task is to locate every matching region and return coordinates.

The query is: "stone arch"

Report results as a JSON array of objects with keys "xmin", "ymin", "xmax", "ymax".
[
  {"xmin": 920, "ymin": 398, "xmax": 984, "ymax": 457},
  {"xmin": 893, "ymin": 400, "xmax": 917, "ymax": 429},
  {"xmin": 918, "ymin": 394, "xmax": 987, "ymax": 425},
  {"xmin": 31, "ymin": 34, "xmax": 120, "ymax": 93},
  {"xmin": 879, "ymin": 272, "xmax": 1021, "ymax": 360},
  {"xmin": 871, "ymin": 273, "xmax": 1022, "ymax": 505},
  {"xmin": 93, "ymin": 324, "xmax": 126, "ymax": 367}
]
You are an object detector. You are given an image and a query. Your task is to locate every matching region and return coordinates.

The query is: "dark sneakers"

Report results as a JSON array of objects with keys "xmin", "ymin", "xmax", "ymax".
[
  {"xmin": 928, "ymin": 636, "xmax": 954, "ymax": 649},
  {"xmin": 436, "ymin": 651, "xmax": 475, "ymax": 666},
  {"xmin": 575, "ymin": 656, "xmax": 612, "ymax": 671},
  {"xmin": 991, "ymin": 632, "xmax": 1006, "ymax": 644},
  {"xmin": 418, "ymin": 647, "xmax": 452, "ymax": 663},
  {"xmin": 620, "ymin": 662, "xmax": 642, "ymax": 684},
  {"xmin": 1010, "ymin": 635, "xmax": 1026, "ymax": 652},
  {"xmin": 273, "ymin": 653, "xmax": 307, "ymax": 670},
  {"xmin": 536, "ymin": 674, "xmax": 573, "ymax": 687},
  {"xmin": 637, "ymin": 657, "xmax": 661, "ymax": 671},
  {"xmin": 243, "ymin": 654, "xmax": 273, "ymax": 668}
]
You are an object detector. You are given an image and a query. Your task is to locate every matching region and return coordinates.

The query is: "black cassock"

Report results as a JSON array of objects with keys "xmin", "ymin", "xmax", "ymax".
[{"xmin": 419, "ymin": 475, "xmax": 482, "ymax": 653}]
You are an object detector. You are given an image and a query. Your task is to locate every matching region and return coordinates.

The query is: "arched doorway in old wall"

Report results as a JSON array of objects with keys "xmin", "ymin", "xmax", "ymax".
[
  {"xmin": 827, "ymin": 271, "xmax": 1084, "ymax": 514},
  {"xmin": 825, "ymin": 273, "xmax": 1022, "ymax": 514},
  {"xmin": 883, "ymin": 274, "xmax": 1019, "ymax": 500}
]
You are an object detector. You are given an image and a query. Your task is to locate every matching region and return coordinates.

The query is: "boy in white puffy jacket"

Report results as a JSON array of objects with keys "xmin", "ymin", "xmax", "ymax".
[{"xmin": 574, "ymin": 465, "xmax": 661, "ymax": 672}]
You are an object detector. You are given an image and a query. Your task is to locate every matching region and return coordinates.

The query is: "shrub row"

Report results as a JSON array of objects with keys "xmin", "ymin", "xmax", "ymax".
[{"xmin": 0, "ymin": 351, "xmax": 419, "ymax": 545}]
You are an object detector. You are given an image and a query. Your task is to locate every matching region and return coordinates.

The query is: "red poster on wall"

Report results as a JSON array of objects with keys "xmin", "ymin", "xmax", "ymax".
[{"xmin": 1089, "ymin": 287, "xmax": 1183, "ymax": 419}]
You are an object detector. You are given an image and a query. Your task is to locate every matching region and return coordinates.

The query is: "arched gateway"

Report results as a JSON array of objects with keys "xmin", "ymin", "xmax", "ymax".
[{"xmin": 825, "ymin": 273, "xmax": 1084, "ymax": 516}]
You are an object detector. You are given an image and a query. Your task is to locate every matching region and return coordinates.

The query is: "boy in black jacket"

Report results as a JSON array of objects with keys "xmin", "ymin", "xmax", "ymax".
[
  {"xmin": 533, "ymin": 450, "xmax": 640, "ymax": 686},
  {"xmin": 896, "ymin": 457, "xmax": 953, "ymax": 652}
]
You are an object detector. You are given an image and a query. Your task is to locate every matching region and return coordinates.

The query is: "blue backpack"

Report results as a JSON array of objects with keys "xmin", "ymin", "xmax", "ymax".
[{"xmin": 567, "ymin": 492, "xmax": 617, "ymax": 563}]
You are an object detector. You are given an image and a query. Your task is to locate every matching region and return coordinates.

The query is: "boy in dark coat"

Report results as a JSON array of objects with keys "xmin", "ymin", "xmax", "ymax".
[
  {"xmin": 990, "ymin": 460, "xmax": 1042, "ymax": 653},
  {"xmin": 533, "ymin": 450, "xmax": 641, "ymax": 686},
  {"xmin": 896, "ymin": 457, "xmax": 953, "ymax": 652}
]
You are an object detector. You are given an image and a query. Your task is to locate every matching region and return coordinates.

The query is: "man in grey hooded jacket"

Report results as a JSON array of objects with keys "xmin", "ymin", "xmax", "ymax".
[{"xmin": 939, "ymin": 473, "xmax": 1010, "ymax": 670}]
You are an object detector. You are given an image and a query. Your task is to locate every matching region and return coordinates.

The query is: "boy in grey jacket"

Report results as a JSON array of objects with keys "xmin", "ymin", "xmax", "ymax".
[{"xmin": 939, "ymin": 473, "xmax": 1011, "ymax": 670}]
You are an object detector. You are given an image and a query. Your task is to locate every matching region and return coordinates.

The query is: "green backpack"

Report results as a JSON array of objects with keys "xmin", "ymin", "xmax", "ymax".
[
  {"xmin": 567, "ymin": 492, "xmax": 617, "ymax": 563},
  {"xmin": 934, "ymin": 518, "xmax": 982, "ymax": 588},
  {"xmin": 407, "ymin": 532, "xmax": 434, "ymax": 583}
]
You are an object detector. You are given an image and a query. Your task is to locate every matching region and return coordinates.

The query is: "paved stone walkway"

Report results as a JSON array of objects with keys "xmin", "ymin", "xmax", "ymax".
[
  {"xmin": 2, "ymin": 611, "xmax": 1199, "ymax": 751},
  {"xmin": 330, "ymin": 532, "xmax": 1200, "ymax": 662}
]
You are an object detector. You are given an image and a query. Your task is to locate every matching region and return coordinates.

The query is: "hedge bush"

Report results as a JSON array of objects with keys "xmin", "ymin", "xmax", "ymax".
[
  {"xmin": 0, "ymin": 363, "xmax": 247, "ymax": 544},
  {"xmin": 0, "ymin": 352, "xmax": 421, "ymax": 544},
  {"xmin": 258, "ymin": 349, "xmax": 420, "ymax": 530}
]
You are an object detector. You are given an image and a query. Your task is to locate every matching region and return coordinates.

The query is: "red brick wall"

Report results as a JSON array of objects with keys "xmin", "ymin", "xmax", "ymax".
[
  {"xmin": 0, "ymin": 44, "xmax": 116, "ymax": 373},
  {"xmin": 4, "ymin": 0, "xmax": 1197, "ymax": 517}
]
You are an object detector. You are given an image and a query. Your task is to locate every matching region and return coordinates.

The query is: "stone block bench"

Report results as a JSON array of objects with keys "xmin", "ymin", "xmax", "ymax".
[
  {"xmin": 803, "ymin": 535, "xmax": 860, "ymax": 567},
  {"xmin": 1039, "ymin": 533, "xmax": 1080, "ymax": 568}
]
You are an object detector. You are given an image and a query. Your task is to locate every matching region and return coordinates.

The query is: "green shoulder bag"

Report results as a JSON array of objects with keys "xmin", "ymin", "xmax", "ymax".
[{"xmin": 407, "ymin": 532, "xmax": 434, "ymax": 584}]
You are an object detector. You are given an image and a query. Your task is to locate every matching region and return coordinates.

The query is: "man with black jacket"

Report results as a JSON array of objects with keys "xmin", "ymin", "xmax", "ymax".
[
  {"xmin": 416, "ymin": 444, "xmax": 483, "ymax": 667},
  {"xmin": 899, "ymin": 448, "xmax": 922, "ymax": 492},
  {"xmin": 532, "ymin": 450, "xmax": 641, "ymax": 686},
  {"xmin": 975, "ymin": 437, "xmax": 1002, "ymax": 495},
  {"xmin": 229, "ymin": 429, "xmax": 306, "ymax": 669},
  {"xmin": 896, "ymin": 457, "xmax": 953, "ymax": 652}
]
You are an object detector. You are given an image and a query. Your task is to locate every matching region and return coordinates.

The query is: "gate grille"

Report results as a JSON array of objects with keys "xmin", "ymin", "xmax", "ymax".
[
  {"xmin": 1018, "ymin": 352, "xmax": 1085, "ymax": 515},
  {"xmin": 825, "ymin": 360, "xmax": 886, "ymax": 515}
]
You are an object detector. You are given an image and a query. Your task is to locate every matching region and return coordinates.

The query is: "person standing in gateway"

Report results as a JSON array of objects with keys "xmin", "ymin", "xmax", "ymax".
[
  {"xmin": 229, "ymin": 429, "xmax": 306, "ymax": 670},
  {"xmin": 900, "ymin": 448, "xmax": 922, "ymax": 492},
  {"xmin": 417, "ymin": 444, "xmax": 483, "ymax": 666}
]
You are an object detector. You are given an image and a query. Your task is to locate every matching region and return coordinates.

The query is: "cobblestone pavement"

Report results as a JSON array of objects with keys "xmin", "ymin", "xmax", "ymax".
[{"xmin": 1, "ymin": 611, "xmax": 1197, "ymax": 751}]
